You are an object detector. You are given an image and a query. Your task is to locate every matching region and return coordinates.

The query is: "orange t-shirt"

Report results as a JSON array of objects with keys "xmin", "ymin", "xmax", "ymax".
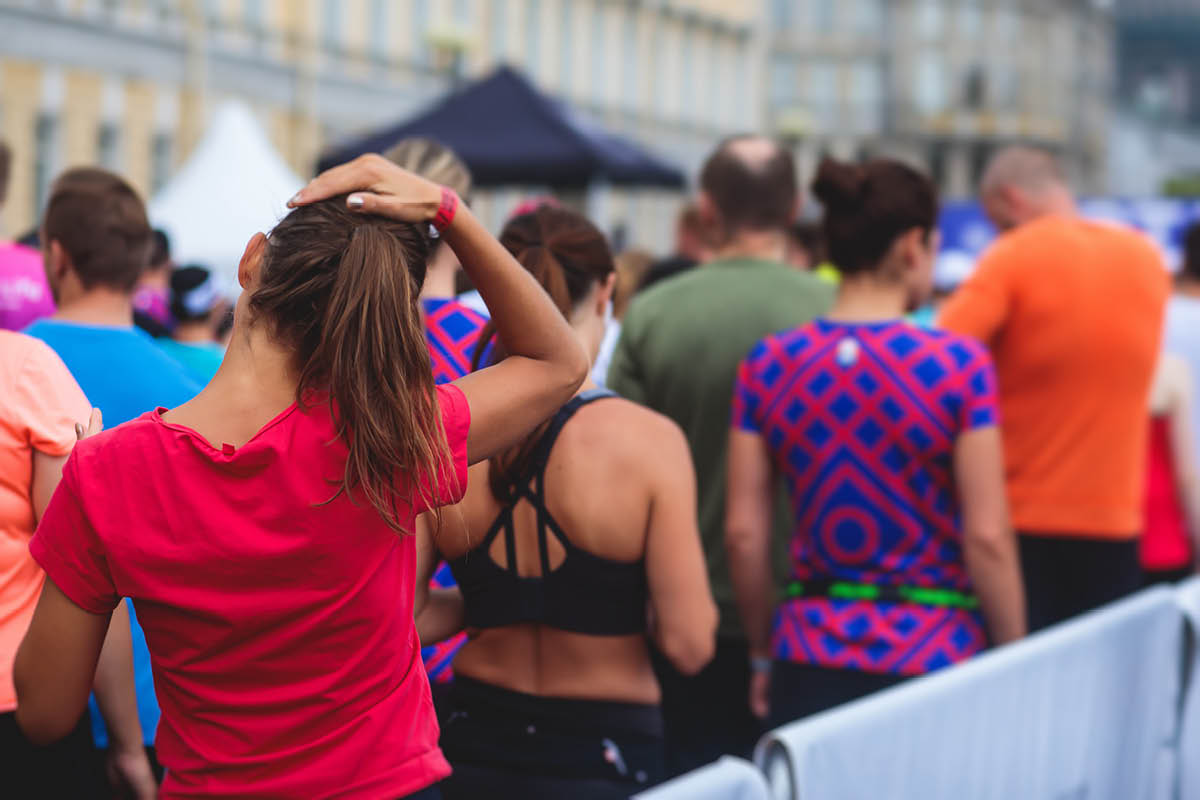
[
  {"xmin": 939, "ymin": 215, "xmax": 1169, "ymax": 538},
  {"xmin": 0, "ymin": 331, "xmax": 89, "ymax": 711}
]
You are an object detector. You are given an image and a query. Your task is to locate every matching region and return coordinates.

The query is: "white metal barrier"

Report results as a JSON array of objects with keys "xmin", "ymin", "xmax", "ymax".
[
  {"xmin": 754, "ymin": 587, "xmax": 1186, "ymax": 800},
  {"xmin": 632, "ymin": 756, "xmax": 770, "ymax": 800},
  {"xmin": 1178, "ymin": 577, "xmax": 1200, "ymax": 800}
]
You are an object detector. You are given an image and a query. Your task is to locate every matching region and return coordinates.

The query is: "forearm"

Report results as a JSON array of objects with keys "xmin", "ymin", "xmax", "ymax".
[
  {"xmin": 443, "ymin": 205, "xmax": 584, "ymax": 373},
  {"xmin": 416, "ymin": 588, "xmax": 465, "ymax": 645},
  {"xmin": 92, "ymin": 604, "xmax": 146, "ymax": 753},
  {"xmin": 727, "ymin": 534, "xmax": 776, "ymax": 656},
  {"xmin": 963, "ymin": 532, "xmax": 1026, "ymax": 644}
]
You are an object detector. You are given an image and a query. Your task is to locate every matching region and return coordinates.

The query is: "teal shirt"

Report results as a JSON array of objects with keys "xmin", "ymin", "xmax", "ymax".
[
  {"xmin": 608, "ymin": 258, "xmax": 835, "ymax": 637},
  {"xmin": 158, "ymin": 338, "xmax": 225, "ymax": 384}
]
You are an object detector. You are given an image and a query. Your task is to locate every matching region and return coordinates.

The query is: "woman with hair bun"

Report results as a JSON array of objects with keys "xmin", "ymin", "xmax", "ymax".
[
  {"xmin": 419, "ymin": 206, "xmax": 717, "ymax": 800},
  {"xmin": 726, "ymin": 158, "xmax": 1026, "ymax": 726}
]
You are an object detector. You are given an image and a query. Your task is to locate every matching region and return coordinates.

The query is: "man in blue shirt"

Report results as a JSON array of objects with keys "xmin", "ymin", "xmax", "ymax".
[{"xmin": 26, "ymin": 167, "xmax": 200, "ymax": 773}]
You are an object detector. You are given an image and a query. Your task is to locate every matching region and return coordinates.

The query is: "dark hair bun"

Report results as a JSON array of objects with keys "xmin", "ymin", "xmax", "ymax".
[{"xmin": 812, "ymin": 158, "xmax": 866, "ymax": 211}]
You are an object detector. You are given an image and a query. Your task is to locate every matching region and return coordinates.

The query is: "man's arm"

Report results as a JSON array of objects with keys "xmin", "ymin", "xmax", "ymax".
[{"xmin": 937, "ymin": 247, "xmax": 1014, "ymax": 345}]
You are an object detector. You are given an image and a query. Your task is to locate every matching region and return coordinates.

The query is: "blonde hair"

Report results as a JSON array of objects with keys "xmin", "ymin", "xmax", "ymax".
[{"xmin": 383, "ymin": 138, "xmax": 473, "ymax": 200}]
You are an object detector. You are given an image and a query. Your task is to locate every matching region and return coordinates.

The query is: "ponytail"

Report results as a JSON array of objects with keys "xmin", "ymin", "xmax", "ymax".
[{"xmin": 251, "ymin": 197, "xmax": 451, "ymax": 533}]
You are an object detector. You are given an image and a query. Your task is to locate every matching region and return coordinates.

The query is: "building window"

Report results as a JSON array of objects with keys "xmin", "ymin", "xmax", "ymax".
[
  {"xmin": 151, "ymin": 132, "xmax": 173, "ymax": 194},
  {"xmin": 413, "ymin": 0, "xmax": 430, "ymax": 65},
  {"xmin": 244, "ymin": 0, "xmax": 263, "ymax": 33},
  {"xmin": 811, "ymin": 0, "xmax": 835, "ymax": 33},
  {"xmin": 681, "ymin": 26, "xmax": 695, "ymax": 121},
  {"xmin": 916, "ymin": 0, "xmax": 943, "ymax": 39},
  {"xmin": 621, "ymin": 10, "xmax": 637, "ymax": 111},
  {"xmin": 849, "ymin": 61, "xmax": 883, "ymax": 131},
  {"xmin": 853, "ymin": 0, "xmax": 883, "ymax": 36},
  {"xmin": 809, "ymin": 63, "xmax": 837, "ymax": 128},
  {"xmin": 369, "ymin": 0, "xmax": 389, "ymax": 61},
  {"xmin": 593, "ymin": 4, "xmax": 609, "ymax": 103},
  {"xmin": 34, "ymin": 113, "xmax": 59, "ymax": 215},
  {"xmin": 490, "ymin": 0, "xmax": 508, "ymax": 61},
  {"xmin": 915, "ymin": 51, "xmax": 946, "ymax": 114},
  {"xmin": 769, "ymin": 60, "xmax": 795, "ymax": 108},
  {"xmin": 958, "ymin": 0, "xmax": 982, "ymax": 38},
  {"xmin": 526, "ymin": 0, "xmax": 541, "ymax": 77},
  {"xmin": 771, "ymin": 0, "xmax": 792, "ymax": 28},
  {"xmin": 322, "ymin": 0, "xmax": 342, "ymax": 54},
  {"xmin": 559, "ymin": 0, "xmax": 573, "ymax": 90},
  {"xmin": 98, "ymin": 122, "xmax": 120, "ymax": 171}
]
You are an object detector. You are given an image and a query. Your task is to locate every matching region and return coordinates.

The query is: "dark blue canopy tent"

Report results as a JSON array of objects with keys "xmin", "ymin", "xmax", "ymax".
[{"xmin": 316, "ymin": 66, "xmax": 686, "ymax": 189}]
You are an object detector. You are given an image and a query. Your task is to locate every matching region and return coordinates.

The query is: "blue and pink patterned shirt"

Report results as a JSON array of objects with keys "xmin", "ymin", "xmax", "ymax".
[
  {"xmin": 421, "ymin": 297, "xmax": 488, "ymax": 683},
  {"xmin": 732, "ymin": 319, "xmax": 999, "ymax": 676}
]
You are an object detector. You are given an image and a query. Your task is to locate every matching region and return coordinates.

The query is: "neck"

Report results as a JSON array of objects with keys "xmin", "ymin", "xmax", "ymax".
[
  {"xmin": 202, "ymin": 323, "xmax": 298, "ymax": 416},
  {"xmin": 418, "ymin": 246, "xmax": 459, "ymax": 301},
  {"xmin": 53, "ymin": 289, "xmax": 134, "ymax": 327},
  {"xmin": 825, "ymin": 273, "xmax": 910, "ymax": 322},
  {"xmin": 174, "ymin": 321, "xmax": 214, "ymax": 344},
  {"xmin": 711, "ymin": 229, "xmax": 788, "ymax": 264}
]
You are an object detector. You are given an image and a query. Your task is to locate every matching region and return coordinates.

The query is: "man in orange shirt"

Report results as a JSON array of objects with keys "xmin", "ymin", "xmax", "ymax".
[{"xmin": 940, "ymin": 147, "xmax": 1169, "ymax": 631}]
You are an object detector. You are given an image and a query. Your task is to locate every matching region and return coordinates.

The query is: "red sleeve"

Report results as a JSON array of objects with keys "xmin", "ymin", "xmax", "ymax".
[
  {"xmin": 28, "ymin": 456, "xmax": 119, "ymax": 615},
  {"xmin": 430, "ymin": 382, "xmax": 471, "ymax": 509}
]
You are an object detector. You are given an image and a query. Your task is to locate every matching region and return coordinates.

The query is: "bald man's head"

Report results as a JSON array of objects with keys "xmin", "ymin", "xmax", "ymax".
[
  {"xmin": 980, "ymin": 146, "xmax": 1075, "ymax": 232},
  {"xmin": 699, "ymin": 135, "xmax": 798, "ymax": 235}
]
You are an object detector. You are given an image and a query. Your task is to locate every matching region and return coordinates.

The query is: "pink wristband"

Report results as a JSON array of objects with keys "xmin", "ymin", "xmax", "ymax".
[{"xmin": 432, "ymin": 187, "xmax": 459, "ymax": 234}]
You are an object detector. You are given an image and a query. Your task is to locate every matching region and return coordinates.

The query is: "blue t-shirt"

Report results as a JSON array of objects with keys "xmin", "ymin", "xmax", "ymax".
[{"xmin": 25, "ymin": 319, "xmax": 201, "ymax": 747}]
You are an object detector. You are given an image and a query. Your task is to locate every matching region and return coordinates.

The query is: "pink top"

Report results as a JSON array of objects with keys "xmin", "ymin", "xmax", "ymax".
[
  {"xmin": 0, "ymin": 243, "xmax": 54, "ymax": 331},
  {"xmin": 31, "ymin": 383, "xmax": 470, "ymax": 799}
]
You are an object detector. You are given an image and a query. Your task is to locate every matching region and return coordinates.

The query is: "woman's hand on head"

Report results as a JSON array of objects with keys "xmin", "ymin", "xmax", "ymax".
[{"xmin": 289, "ymin": 154, "xmax": 443, "ymax": 223}]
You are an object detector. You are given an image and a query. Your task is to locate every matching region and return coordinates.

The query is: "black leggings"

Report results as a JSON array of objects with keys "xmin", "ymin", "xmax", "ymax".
[
  {"xmin": 1018, "ymin": 534, "xmax": 1142, "ymax": 632},
  {"xmin": 439, "ymin": 676, "xmax": 664, "ymax": 800},
  {"xmin": 0, "ymin": 711, "xmax": 107, "ymax": 799},
  {"xmin": 767, "ymin": 661, "xmax": 908, "ymax": 730}
]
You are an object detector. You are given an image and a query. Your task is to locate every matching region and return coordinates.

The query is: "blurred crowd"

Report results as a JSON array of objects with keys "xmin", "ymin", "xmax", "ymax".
[{"xmin": 0, "ymin": 127, "xmax": 1192, "ymax": 800}]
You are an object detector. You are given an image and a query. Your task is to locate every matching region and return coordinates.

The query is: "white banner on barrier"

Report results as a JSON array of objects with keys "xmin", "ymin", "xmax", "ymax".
[
  {"xmin": 756, "ymin": 587, "xmax": 1186, "ymax": 800},
  {"xmin": 1179, "ymin": 577, "xmax": 1200, "ymax": 800},
  {"xmin": 633, "ymin": 756, "xmax": 770, "ymax": 800}
]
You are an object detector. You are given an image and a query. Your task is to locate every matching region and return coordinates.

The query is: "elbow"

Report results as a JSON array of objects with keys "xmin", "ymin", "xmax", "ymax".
[
  {"xmin": 13, "ymin": 669, "xmax": 76, "ymax": 745},
  {"xmin": 658, "ymin": 603, "xmax": 718, "ymax": 677}
]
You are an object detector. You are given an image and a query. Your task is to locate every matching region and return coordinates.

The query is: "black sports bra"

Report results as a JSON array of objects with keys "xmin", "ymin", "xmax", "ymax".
[{"xmin": 449, "ymin": 389, "xmax": 648, "ymax": 636}]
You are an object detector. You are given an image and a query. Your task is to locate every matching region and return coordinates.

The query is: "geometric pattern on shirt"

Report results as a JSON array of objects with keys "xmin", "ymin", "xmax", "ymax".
[
  {"xmin": 732, "ymin": 319, "xmax": 999, "ymax": 675},
  {"xmin": 421, "ymin": 298, "xmax": 488, "ymax": 682}
]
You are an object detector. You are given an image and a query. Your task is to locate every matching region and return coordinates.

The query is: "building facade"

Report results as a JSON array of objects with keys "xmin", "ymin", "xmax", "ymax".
[
  {"xmin": 0, "ymin": 0, "xmax": 764, "ymax": 249},
  {"xmin": 767, "ymin": 0, "xmax": 1114, "ymax": 199}
]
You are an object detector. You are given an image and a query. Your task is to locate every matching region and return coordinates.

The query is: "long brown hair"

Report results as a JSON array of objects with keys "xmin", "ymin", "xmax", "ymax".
[
  {"xmin": 250, "ymin": 196, "xmax": 451, "ymax": 533},
  {"xmin": 472, "ymin": 206, "xmax": 614, "ymax": 501}
]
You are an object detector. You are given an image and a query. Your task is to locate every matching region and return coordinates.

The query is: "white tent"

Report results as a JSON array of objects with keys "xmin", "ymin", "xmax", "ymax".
[{"xmin": 150, "ymin": 101, "xmax": 304, "ymax": 293}]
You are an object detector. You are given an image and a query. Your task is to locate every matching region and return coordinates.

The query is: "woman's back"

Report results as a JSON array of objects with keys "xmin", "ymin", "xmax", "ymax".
[
  {"xmin": 34, "ymin": 386, "xmax": 470, "ymax": 797},
  {"xmin": 733, "ymin": 318, "xmax": 996, "ymax": 674},
  {"xmin": 441, "ymin": 392, "xmax": 691, "ymax": 704}
]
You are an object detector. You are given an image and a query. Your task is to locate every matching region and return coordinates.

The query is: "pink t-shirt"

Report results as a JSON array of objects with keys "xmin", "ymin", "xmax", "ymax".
[
  {"xmin": 0, "ymin": 243, "xmax": 54, "ymax": 331},
  {"xmin": 31, "ymin": 383, "xmax": 470, "ymax": 799}
]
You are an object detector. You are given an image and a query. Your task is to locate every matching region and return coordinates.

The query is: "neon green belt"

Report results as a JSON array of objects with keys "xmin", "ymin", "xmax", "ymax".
[{"xmin": 785, "ymin": 579, "xmax": 979, "ymax": 610}]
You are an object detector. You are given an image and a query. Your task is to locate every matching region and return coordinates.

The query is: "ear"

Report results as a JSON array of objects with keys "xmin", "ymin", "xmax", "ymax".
[
  {"xmin": 237, "ymin": 233, "xmax": 269, "ymax": 291},
  {"xmin": 696, "ymin": 192, "xmax": 720, "ymax": 228},
  {"xmin": 595, "ymin": 271, "xmax": 617, "ymax": 316},
  {"xmin": 45, "ymin": 240, "xmax": 72, "ymax": 286},
  {"xmin": 896, "ymin": 228, "xmax": 927, "ymax": 271}
]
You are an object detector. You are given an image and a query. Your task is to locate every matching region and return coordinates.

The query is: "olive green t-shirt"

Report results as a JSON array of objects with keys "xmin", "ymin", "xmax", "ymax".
[{"xmin": 608, "ymin": 258, "xmax": 835, "ymax": 638}]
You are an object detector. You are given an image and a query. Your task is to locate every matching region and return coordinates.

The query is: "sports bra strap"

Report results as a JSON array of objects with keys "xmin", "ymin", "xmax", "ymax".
[
  {"xmin": 491, "ymin": 389, "xmax": 619, "ymax": 575},
  {"xmin": 524, "ymin": 389, "xmax": 618, "ymax": 478}
]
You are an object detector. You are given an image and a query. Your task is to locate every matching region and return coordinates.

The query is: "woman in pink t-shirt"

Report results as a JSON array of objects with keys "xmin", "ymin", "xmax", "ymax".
[{"xmin": 13, "ymin": 157, "xmax": 589, "ymax": 799}]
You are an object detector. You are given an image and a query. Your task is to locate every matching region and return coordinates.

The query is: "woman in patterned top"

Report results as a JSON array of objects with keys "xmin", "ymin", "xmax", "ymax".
[{"xmin": 725, "ymin": 157, "xmax": 1026, "ymax": 728}]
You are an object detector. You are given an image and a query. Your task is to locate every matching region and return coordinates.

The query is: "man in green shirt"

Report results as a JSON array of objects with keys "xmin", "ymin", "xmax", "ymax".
[{"xmin": 609, "ymin": 136, "xmax": 834, "ymax": 773}]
